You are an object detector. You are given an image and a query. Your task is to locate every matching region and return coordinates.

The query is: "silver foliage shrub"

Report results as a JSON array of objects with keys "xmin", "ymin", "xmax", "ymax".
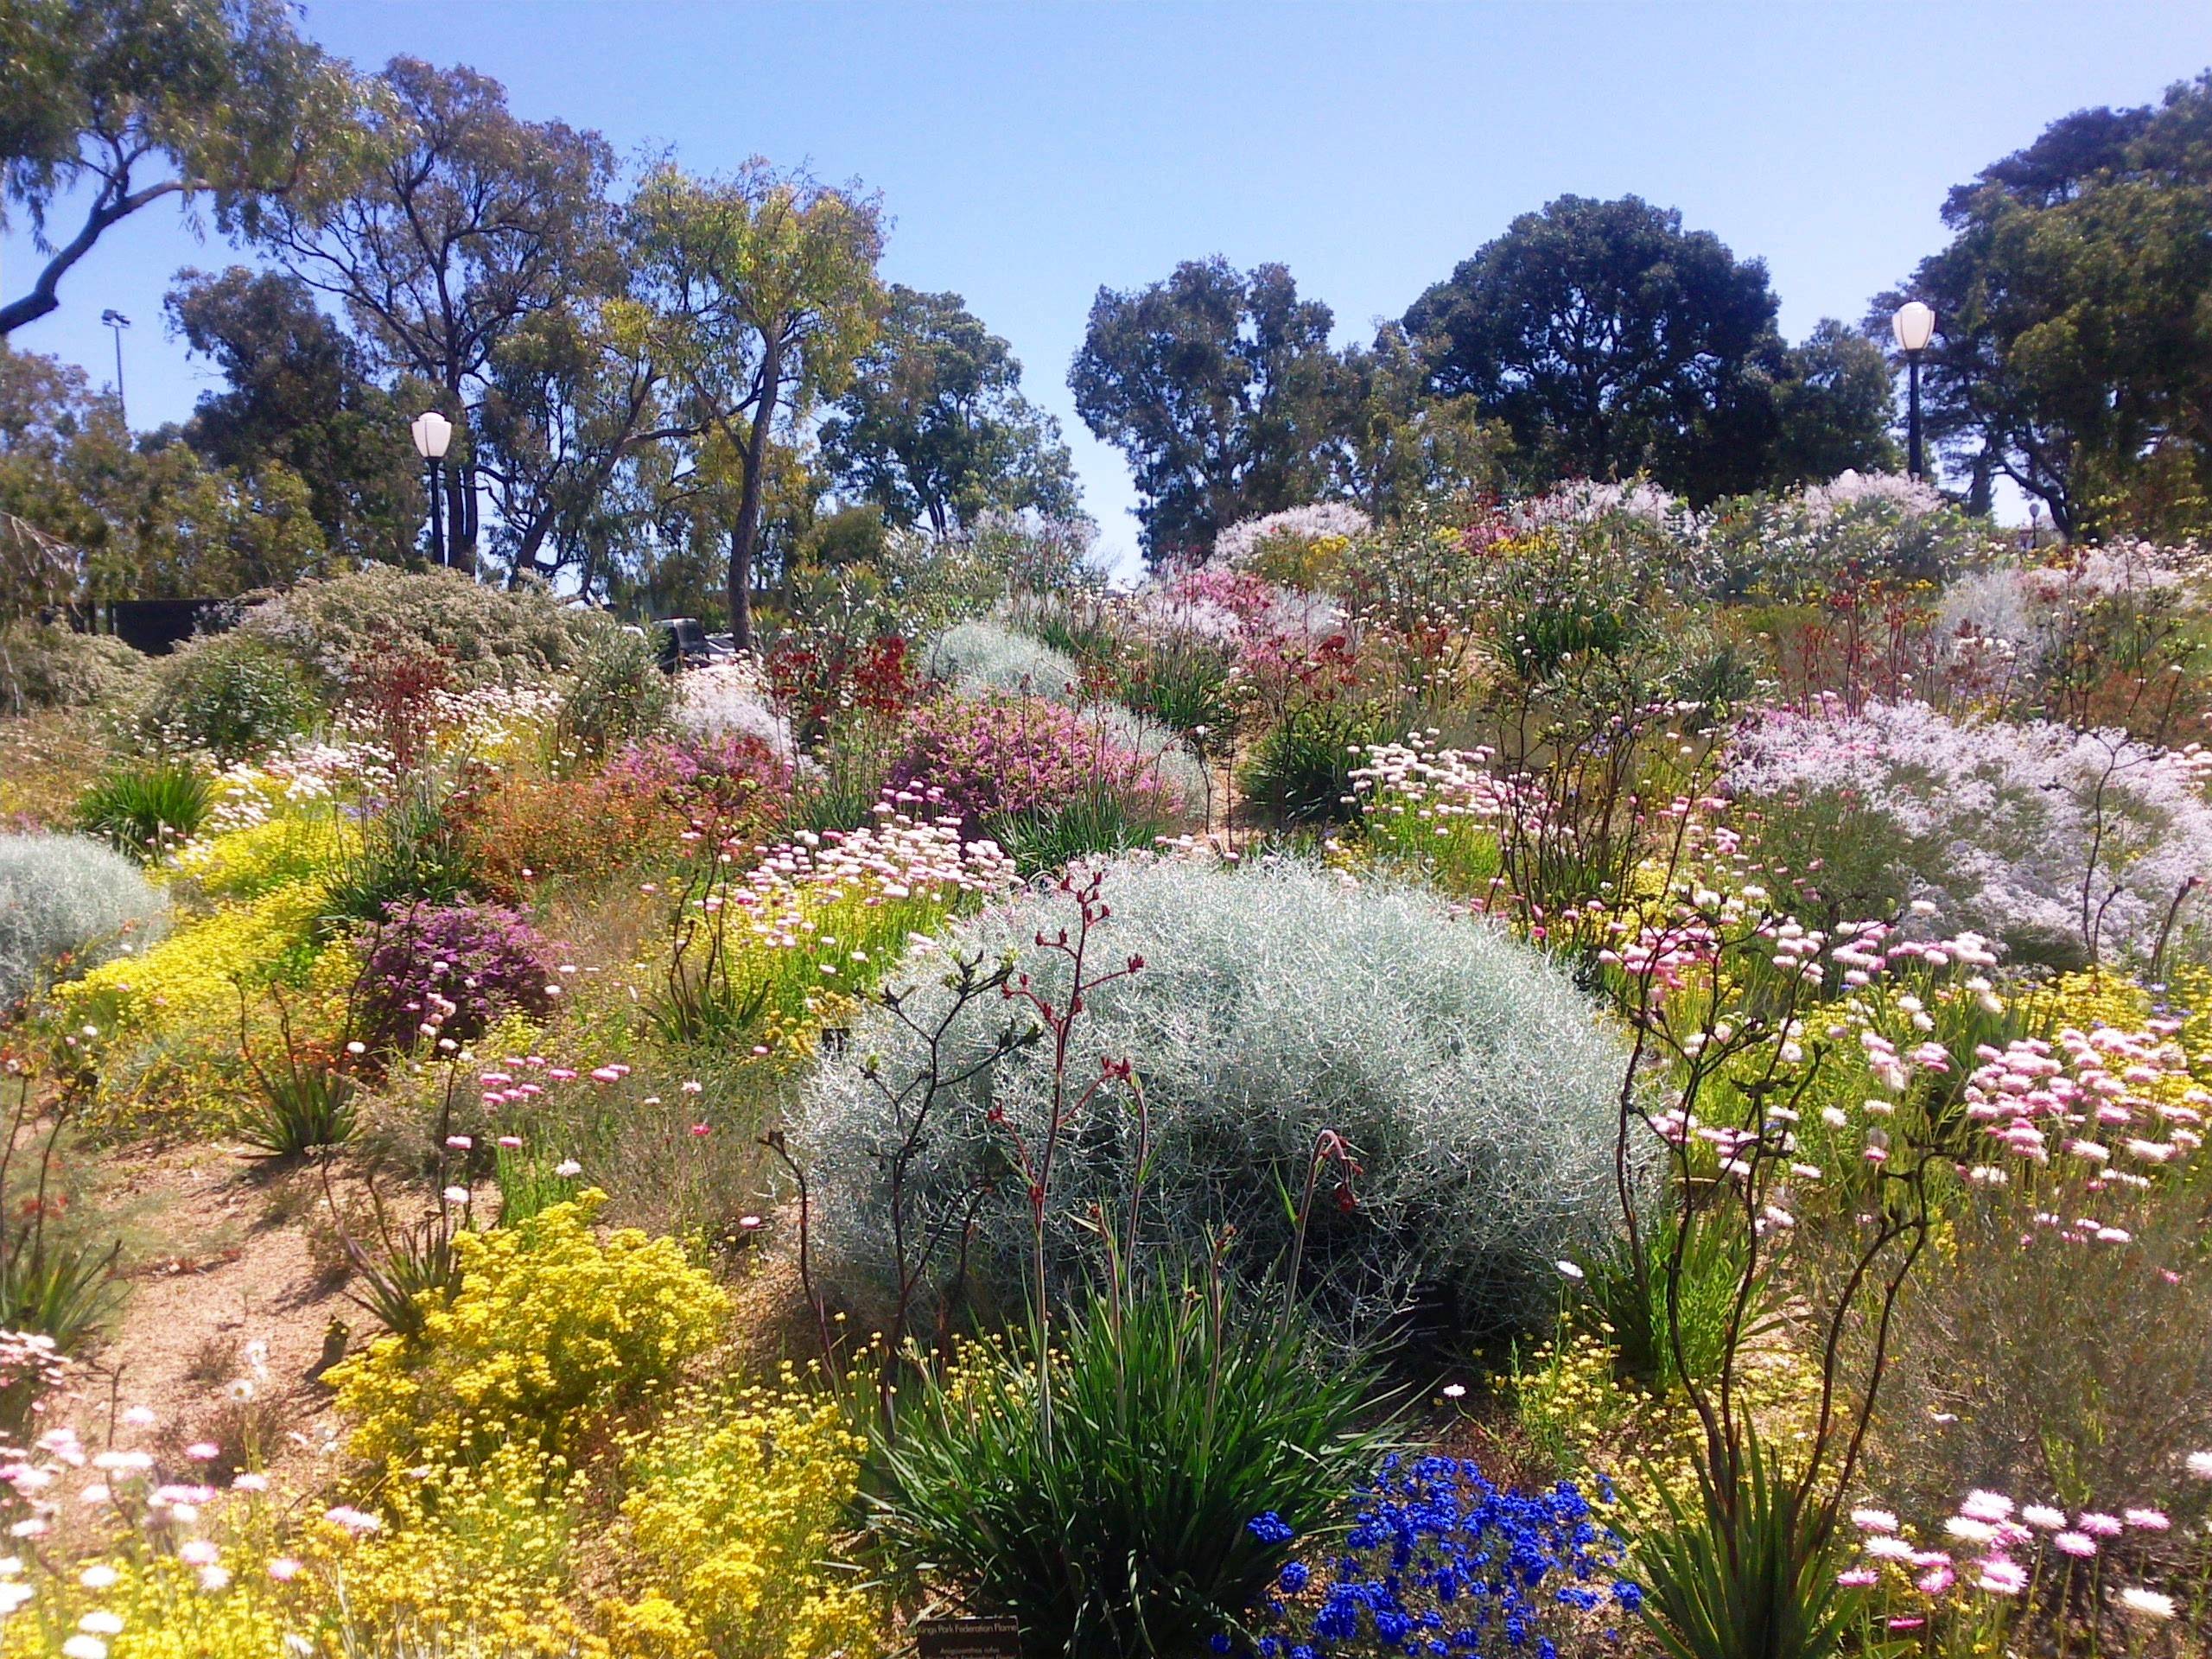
[
  {"xmin": 0, "ymin": 834, "xmax": 168, "ymax": 1012},
  {"xmin": 925, "ymin": 619, "xmax": 1081, "ymax": 700},
  {"xmin": 795, "ymin": 855, "xmax": 1630, "ymax": 1345}
]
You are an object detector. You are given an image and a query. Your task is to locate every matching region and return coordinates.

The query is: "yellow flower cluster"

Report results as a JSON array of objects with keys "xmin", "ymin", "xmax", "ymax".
[
  {"xmin": 1515, "ymin": 1330, "xmax": 1826, "ymax": 1522},
  {"xmin": 168, "ymin": 807, "xmax": 351, "ymax": 902},
  {"xmin": 327, "ymin": 1439, "xmax": 595, "ymax": 1657},
  {"xmin": 2030, "ymin": 964, "xmax": 2212, "ymax": 1077},
  {"xmin": 331, "ymin": 1192, "xmax": 729, "ymax": 1470},
  {"xmin": 601, "ymin": 1372, "xmax": 883, "ymax": 1659},
  {"xmin": 57, "ymin": 881, "xmax": 332, "ymax": 1039}
]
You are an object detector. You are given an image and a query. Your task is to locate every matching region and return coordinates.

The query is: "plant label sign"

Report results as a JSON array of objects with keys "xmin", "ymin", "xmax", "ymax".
[{"xmin": 915, "ymin": 1615, "xmax": 1022, "ymax": 1659}]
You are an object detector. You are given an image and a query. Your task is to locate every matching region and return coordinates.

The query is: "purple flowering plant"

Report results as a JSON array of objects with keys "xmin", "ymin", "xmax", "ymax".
[
  {"xmin": 888, "ymin": 691, "xmax": 1175, "ymax": 843},
  {"xmin": 360, "ymin": 901, "xmax": 557, "ymax": 1052}
]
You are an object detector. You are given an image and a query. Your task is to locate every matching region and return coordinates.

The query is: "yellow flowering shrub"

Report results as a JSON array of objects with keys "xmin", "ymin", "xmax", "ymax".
[
  {"xmin": 1514, "ymin": 1330, "xmax": 1825, "ymax": 1522},
  {"xmin": 330, "ymin": 1192, "xmax": 728, "ymax": 1469},
  {"xmin": 327, "ymin": 1439, "xmax": 595, "ymax": 1657},
  {"xmin": 2028, "ymin": 964, "xmax": 2212, "ymax": 1075},
  {"xmin": 57, "ymin": 881, "xmax": 331, "ymax": 1039},
  {"xmin": 169, "ymin": 807, "xmax": 351, "ymax": 901},
  {"xmin": 602, "ymin": 1373, "xmax": 885, "ymax": 1659}
]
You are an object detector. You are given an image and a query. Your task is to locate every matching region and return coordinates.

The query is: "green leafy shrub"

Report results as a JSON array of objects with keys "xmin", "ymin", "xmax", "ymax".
[
  {"xmin": 1580, "ymin": 1196, "xmax": 1770, "ymax": 1394},
  {"xmin": 234, "ymin": 564, "xmax": 593, "ymax": 696},
  {"xmin": 321, "ymin": 772, "xmax": 480, "ymax": 929},
  {"xmin": 137, "ymin": 632, "xmax": 318, "ymax": 760},
  {"xmin": 0, "ymin": 832, "xmax": 167, "ymax": 1011},
  {"xmin": 1241, "ymin": 702, "xmax": 1382, "ymax": 828},
  {"xmin": 872, "ymin": 1272, "xmax": 1382, "ymax": 1657},
  {"xmin": 73, "ymin": 760, "xmax": 213, "ymax": 861},
  {"xmin": 799, "ymin": 855, "xmax": 1630, "ymax": 1348},
  {"xmin": 554, "ymin": 620, "xmax": 676, "ymax": 767}
]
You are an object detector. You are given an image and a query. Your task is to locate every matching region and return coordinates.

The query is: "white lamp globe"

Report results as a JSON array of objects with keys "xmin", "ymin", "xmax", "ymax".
[
  {"xmin": 410, "ymin": 410, "xmax": 454, "ymax": 461},
  {"xmin": 1891, "ymin": 302, "xmax": 1936, "ymax": 354}
]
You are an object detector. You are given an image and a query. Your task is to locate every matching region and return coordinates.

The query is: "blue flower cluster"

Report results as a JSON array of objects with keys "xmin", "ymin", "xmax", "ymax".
[{"xmin": 1217, "ymin": 1456, "xmax": 1642, "ymax": 1658}]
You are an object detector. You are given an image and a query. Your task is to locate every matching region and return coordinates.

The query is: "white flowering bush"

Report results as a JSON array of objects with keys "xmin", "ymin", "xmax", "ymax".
[
  {"xmin": 672, "ymin": 656, "xmax": 791, "ymax": 753},
  {"xmin": 1514, "ymin": 478, "xmax": 1687, "ymax": 532},
  {"xmin": 0, "ymin": 834, "xmax": 168, "ymax": 1012},
  {"xmin": 796, "ymin": 855, "xmax": 1630, "ymax": 1345},
  {"xmin": 1726, "ymin": 700, "xmax": 2212, "ymax": 968},
  {"xmin": 1213, "ymin": 503, "xmax": 1370, "ymax": 574}
]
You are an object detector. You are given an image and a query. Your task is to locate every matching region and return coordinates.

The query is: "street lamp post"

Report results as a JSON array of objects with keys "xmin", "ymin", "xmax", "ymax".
[
  {"xmin": 100, "ymin": 310, "xmax": 130, "ymax": 426},
  {"xmin": 1891, "ymin": 301, "xmax": 1936, "ymax": 482},
  {"xmin": 410, "ymin": 411, "xmax": 454, "ymax": 568}
]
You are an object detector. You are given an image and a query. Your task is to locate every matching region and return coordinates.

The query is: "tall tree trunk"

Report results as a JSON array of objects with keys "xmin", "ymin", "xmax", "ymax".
[
  {"xmin": 726, "ymin": 334, "xmax": 785, "ymax": 652},
  {"xmin": 448, "ymin": 463, "xmax": 479, "ymax": 577}
]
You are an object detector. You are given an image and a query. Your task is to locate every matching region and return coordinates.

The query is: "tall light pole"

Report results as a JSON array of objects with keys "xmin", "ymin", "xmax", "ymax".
[
  {"xmin": 1891, "ymin": 301, "xmax": 1936, "ymax": 481},
  {"xmin": 410, "ymin": 410, "xmax": 454, "ymax": 568},
  {"xmin": 100, "ymin": 310, "xmax": 130, "ymax": 426}
]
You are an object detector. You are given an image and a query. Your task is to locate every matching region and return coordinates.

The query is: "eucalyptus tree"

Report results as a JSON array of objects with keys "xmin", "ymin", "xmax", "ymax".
[
  {"xmin": 1071, "ymin": 257, "xmax": 1348, "ymax": 564},
  {"xmin": 0, "ymin": 0, "xmax": 360, "ymax": 337},
  {"xmin": 823, "ymin": 285, "xmax": 1079, "ymax": 537},
  {"xmin": 259, "ymin": 58, "xmax": 620, "ymax": 571},
  {"xmin": 627, "ymin": 161, "xmax": 886, "ymax": 645}
]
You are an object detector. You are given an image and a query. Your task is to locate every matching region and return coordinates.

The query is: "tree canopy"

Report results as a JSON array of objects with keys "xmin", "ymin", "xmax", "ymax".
[
  {"xmin": 822, "ymin": 285, "xmax": 1080, "ymax": 537},
  {"xmin": 259, "ymin": 57, "xmax": 620, "ymax": 569},
  {"xmin": 1878, "ymin": 73, "xmax": 2212, "ymax": 538},
  {"xmin": 1071, "ymin": 257, "xmax": 1348, "ymax": 562},
  {"xmin": 1, "ymin": 0, "xmax": 360, "ymax": 336},
  {"xmin": 627, "ymin": 161, "xmax": 887, "ymax": 645},
  {"xmin": 166, "ymin": 265, "xmax": 420, "ymax": 563},
  {"xmin": 1402, "ymin": 194, "xmax": 1801, "ymax": 503}
]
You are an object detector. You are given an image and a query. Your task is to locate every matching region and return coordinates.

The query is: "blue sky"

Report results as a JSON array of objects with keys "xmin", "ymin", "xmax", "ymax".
[{"xmin": 6, "ymin": 0, "xmax": 2209, "ymax": 572}]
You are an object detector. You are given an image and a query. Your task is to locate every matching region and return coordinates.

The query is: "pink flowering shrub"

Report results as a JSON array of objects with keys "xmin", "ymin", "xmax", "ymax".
[
  {"xmin": 361, "ymin": 903, "xmax": 557, "ymax": 1053},
  {"xmin": 1843, "ymin": 1485, "xmax": 2195, "ymax": 1646},
  {"xmin": 602, "ymin": 731, "xmax": 793, "ymax": 825},
  {"xmin": 888, "ymin": 693, "xmax": 1178, "ymax": 843},
  {"xmin": 1865, "ymin": 1007, "xmax": 2212, "ymax": 1540}
]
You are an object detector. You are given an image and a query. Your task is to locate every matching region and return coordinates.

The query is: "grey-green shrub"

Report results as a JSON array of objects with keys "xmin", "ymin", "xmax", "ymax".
[
  {"xmin": 233, "ymin": 565, "xmax": 592, "ymax": 695},
  {"xmin": 0, "ymin": 834, "xmax": 168, "ymax": 1012},
  {"xmin": 795, "ymin": 855, "xmax": 1630, "ymax": 1347},
  {"xmin": 925, "ymin": 619, "xmax": 1080, "ymax": 700},
  {"xmin": 0, "ymin": 623, "xmax": 144, "ymax": 715}
]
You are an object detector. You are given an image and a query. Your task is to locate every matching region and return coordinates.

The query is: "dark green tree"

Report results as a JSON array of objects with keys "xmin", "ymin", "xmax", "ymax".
[
  {"xmin": 821, "ymin": 285, "xmax": 1080, "ymax": 537},
  {"xmin": 1768, "ymin": 321, "xmax": 1900, "ymax": 487},
  {"xmin": 1403, "ymin": 195, "xmax": 1788, "ymax": 502},
  {"xmin": 1071, "ymin": 257, "xmax": 1350, "ymax": 563},
  {"xmin": 1877, "ymin": 73, "xmax": 2212, "ymax": 538},
  {"xmin": 1336, "ymin": 323, "xmax": 1513, "ymax": 518},
  {"xmin": 164, "ymin": 265, "xmax": 420, "ymax": 563},
  {"xmin": 0, "ymin": 0, "xmax": 359, "ymax": 336},
  {"xmin": 261, "ymin": 57, "xmax": 620, "ymax": 571}
]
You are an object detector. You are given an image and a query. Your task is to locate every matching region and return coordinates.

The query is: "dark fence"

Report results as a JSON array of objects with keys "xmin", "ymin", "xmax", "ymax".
[{"xmin": 105, "ymin": 599, "xmax": 240, "ymax": 656}]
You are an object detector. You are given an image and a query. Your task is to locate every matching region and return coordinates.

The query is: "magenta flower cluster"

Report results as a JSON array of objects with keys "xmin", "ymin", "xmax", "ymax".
[
  {"xmin": 362, "ymin": 901, "xmax": 558, "ymax": 1052},
  {"xmin": 889, "ymin": 693, "xmax": 1173, "ymax": 839},
  {"xmin": 603, "ymin": 730, "xmax": 792, "ymax": 820}
]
